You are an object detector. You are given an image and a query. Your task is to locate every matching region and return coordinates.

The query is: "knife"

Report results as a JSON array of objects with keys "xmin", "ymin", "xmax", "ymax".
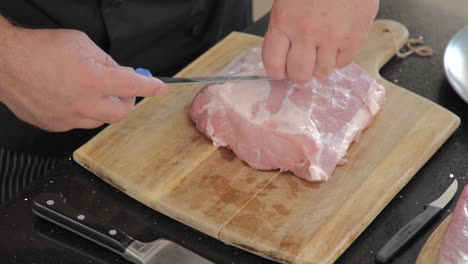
[
  {"xmin": 32, "ymin": 192, "xmax": 213, "ymax": 264},
  {"xmin": 375, "ymin": 179, "xmax": 458, "ymax": 263},
  {"xmin": 135, "ymin": 67, "xmax": 271, "ymax": 84}
]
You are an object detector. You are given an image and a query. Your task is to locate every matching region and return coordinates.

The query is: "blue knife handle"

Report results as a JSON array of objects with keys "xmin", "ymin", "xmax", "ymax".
[
  {"xmin": 135, "ymin": 67, "xmax": 153, "ymax": 77},
  {"xmin": 375, "ymin": 205, "xmax": 442, "ymax": 263}
]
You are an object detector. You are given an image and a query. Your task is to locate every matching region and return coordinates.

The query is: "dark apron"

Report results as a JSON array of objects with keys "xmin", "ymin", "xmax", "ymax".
[
  {"xmin": 0, "ymin": 0, "xmax": 252, "ymax": 203},
  {"xmin": 1, "ymin": 0, "xmax": 252, "ymax": 75}
]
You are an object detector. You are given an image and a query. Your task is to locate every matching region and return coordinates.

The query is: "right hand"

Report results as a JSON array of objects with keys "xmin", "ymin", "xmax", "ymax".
[{"xmin": 0, "ymin": 26, "xmax": 166, "ymax": 132}]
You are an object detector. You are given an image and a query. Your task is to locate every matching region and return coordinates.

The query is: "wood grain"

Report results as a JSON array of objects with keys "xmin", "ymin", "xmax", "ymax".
[
  {"xmin": 416, "ymin": 214, "xmax": 452, "ymax": 264},
  {"xmin": 73, "ymin": 20, "xmax": 460, "ymax": 264}
]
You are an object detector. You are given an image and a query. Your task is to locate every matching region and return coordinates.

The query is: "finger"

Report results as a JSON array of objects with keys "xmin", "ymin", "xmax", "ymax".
[
  {"xmin": 335, "ymin": 47, "xmax": 360, "ymax": 68},
  {"xmin": 74, "ymin": 31, "xmax": 119, "ymax": 67},
  {"xmin": 286, "ymin": 41, "xmax": 317, "ymax": 84},
  {"xmin": 90, "ymin": 96, "xmax": 136, "ymax": 124},
  {"xmin": 314, "ymin": 44, "xmax": 337, "ymax": 79},
  {"xmin": 262, "ymin": 28, "xmax": 290, "ymax": 80},
  {"xmin": 93, "ymin": 49, "xmax": 118, "ymax": 67},
  {"xmin": 98, "ymin": 66, "xmax": 166, "ymax": 97},
  {"xmin": 85, "ymin": 37, "xmax": 120, "ymax": 67}
]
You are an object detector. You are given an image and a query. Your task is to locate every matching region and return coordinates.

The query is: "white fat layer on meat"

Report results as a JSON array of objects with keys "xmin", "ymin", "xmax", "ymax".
[
  {"xmin": 308, "ymin": 165, "xmax": 328, "ymax": 181},
  {"xmin": 366, "ymin": 80, "xmax": 385, "ymax": 115},
  {"xmin": 212, "ymin": 136, "xmax": 227, "ymax": 147},
  {"xmin": 333, "ymin": 81, "xmax": 385, "ymax": 161},
  {"xmin": 197, "ymin": 96, "xmax": 226, "ymax": 147}
]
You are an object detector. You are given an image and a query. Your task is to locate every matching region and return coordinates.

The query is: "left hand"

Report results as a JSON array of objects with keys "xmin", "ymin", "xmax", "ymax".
[{"xmin": 262, "ymin": 0, "xmax": 379, "ymax": 83}]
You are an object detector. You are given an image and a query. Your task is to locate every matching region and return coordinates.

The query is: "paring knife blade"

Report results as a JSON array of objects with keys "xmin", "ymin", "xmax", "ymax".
[
  {"xmin": 32, "ymin": 192, "xmax": 213, "ymax": 264},
  {"xmin": 135, "ymin": 67, "xmax": 271, "ymax": 84},
  {"xmin": 375, "ymin": 179, "xmax": 458, "ymax": 263}
]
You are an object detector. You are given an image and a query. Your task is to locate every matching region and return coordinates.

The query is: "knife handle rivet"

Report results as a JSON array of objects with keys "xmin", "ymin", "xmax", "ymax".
[
  {"xmin": 109, "ymin": 229, "xmax": 117, "ymax": 236},
  {"xmin": 77, "ymin": 214, "xmax": 85, "ymax": 220},
  {"xmin": 46, "ymin": 200, "xmax": 55, "ymax": 206}
]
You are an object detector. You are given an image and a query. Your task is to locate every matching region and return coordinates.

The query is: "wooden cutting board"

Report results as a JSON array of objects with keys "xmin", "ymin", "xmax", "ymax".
[
  {"xmin": 73, "ymin": 20, "xmax": 460, "ymax": 264},
  {"xmin": 416, "ymin": 214, "xmax": 452, "ymax": 264}
]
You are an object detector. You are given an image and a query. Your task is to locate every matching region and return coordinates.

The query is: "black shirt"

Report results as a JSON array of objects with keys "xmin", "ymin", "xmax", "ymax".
[{"xmin": 0, "ymin": 0, "xmax": 253, "ymax": 76}]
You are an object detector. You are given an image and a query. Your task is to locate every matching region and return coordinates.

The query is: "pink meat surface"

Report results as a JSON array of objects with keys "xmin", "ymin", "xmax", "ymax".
[
  {"xmin": 438, "ymin": 184, "xmax": 468, "ymax": 264},
  {"xmin": 190, "ymin": 47, "xmax": 385, "ymax": 181}
]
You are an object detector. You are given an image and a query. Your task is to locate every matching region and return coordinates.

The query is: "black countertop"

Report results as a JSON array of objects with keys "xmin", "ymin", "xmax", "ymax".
[{"xmin": 1, "ymin": 0, "xmax": 468, "ymax": 263}]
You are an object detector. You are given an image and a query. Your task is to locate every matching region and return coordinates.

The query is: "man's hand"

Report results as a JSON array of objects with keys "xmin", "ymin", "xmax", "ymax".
[
  {"xmin": 262, "ymin": 0, "xmax": 379, "ymax": 83},
  {"xmin": 0, "ymin": 20, "xmax": 166, "ymax": 132}
]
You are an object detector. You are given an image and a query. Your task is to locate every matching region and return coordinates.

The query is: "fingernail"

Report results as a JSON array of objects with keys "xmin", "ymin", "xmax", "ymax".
[{"xmin": 154, "ymin": 84, "xmax": 167, "ymax": 96}]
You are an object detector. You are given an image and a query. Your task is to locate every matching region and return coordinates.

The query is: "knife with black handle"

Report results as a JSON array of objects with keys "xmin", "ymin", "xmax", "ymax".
[
  {"xmin": 32, "ymin": 192, "xmax": 212, "ymax": 264},
  {"xmin": 375, "ymin": 179, "xmax": 458, "ymax": 263}
]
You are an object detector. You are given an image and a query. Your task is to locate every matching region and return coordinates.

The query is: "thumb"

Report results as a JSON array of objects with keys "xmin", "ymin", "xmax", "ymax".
[{"xmin": 98, "ymin": 65, "xmax": 167, "ymax": 97}]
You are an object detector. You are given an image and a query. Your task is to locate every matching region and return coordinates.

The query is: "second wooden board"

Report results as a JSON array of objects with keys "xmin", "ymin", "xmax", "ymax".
[{"xmin": 416, "ymin": 214, "xmax": 452, "ymax": 264}]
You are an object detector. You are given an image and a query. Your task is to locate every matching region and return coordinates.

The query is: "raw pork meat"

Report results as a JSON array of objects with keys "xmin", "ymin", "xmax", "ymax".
[
  {"xmin": 438, "ymin": 184, "xmax": 468, "ymax": 264},
  {"xmin": 190, "ymin": 46, "xmax": 385, "ymax": 181}
]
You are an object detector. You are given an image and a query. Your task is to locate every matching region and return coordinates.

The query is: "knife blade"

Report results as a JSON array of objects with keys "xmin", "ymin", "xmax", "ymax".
[
  {"xmin": 32, "ymin": 192, "xmax": 213, "ymax": 264},
  {"xmin": 375, "ymin": 179, "xmax": 458, "ymax": 263},
  {"xmin": 135, "ymin": 67, "xmax": 271, "ymax": 84}
]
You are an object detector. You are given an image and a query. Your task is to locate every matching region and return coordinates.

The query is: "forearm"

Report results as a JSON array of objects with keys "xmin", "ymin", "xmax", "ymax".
[
  {"xmin": 0, "ymin": 15, "xmax": 14, "ymax": 102},
  {"xmin": 0, "ymin": 16, "xmax": 10, "ymax": 102},
  {"xmin": 0, "ymin": 16, "xmax": 13, "ymax": 42}
]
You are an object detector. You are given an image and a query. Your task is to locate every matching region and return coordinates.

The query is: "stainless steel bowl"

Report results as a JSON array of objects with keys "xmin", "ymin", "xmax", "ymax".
[{"xmin": 444, "ymin": 25, "xmax": 468, "ymax": 103}]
